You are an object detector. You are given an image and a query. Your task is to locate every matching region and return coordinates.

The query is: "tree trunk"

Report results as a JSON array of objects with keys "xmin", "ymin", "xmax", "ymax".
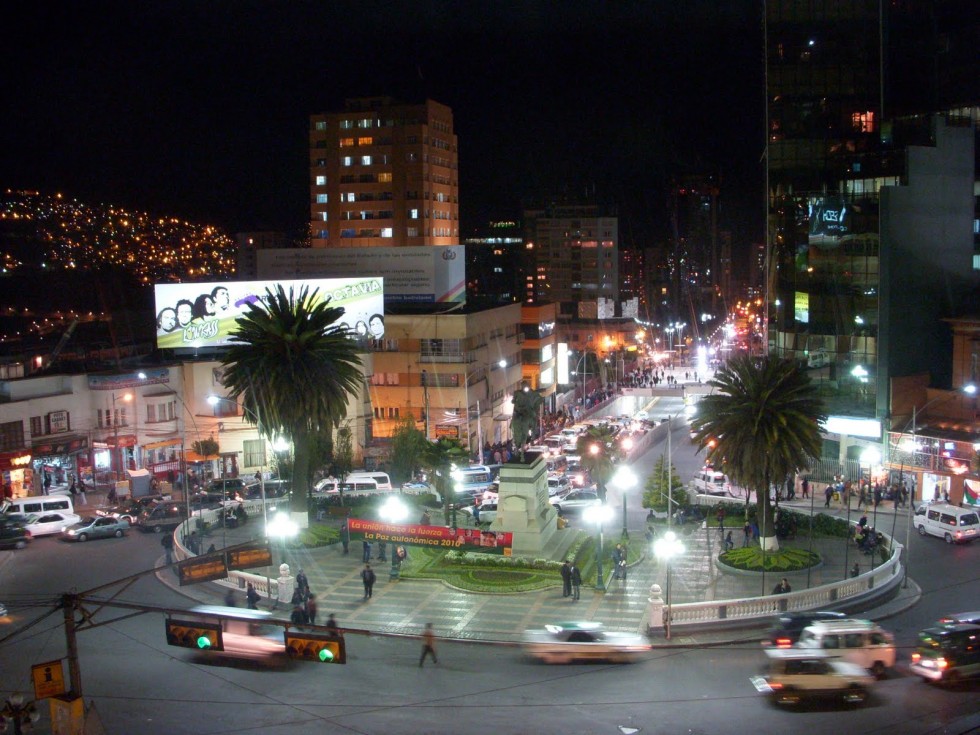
[
  {"xmin": 757, "ymin": 478, "xmax": 779, "ymax": 552},
  {"xmin": 290, "ymin": 430, "xmax": 310, "ymax": 529}
]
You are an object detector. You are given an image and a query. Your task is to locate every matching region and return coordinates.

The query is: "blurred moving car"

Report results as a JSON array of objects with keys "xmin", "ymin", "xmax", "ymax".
[
  {"xmin": 244, "ymin": 480, "xmax": 290, "ymax": 499},
  {"xmin": 795, "ymin": 619, "xmax": 895, "ymax": 678},
  {"xmin": 909, "ymin": 623, "xmax": 980, "ymax": 684},
  {"xmin": 96, "ymin": 495, "xmax": 166, "ymax": 524},
  {"xmin": 0, "ymin": 519, "xmax": 31, "ymax": 549},
  {"xmin": 461, "ymin": 501, "xmax": 498, "ymax": 524},
  {"xmin": 136, "ymin": 503, "xmax": 188, "ymax": 533},
  {"xmin": 936, "ymin": 611, "xmax": 980, "ymax": 626},
  {"xmin": 522, "ymin": 622, "xmax": 649, "ymax": 664},
  {"xmin": 762, "ymin": 611, "xmax": 847, "ymax": 648},
  {"xmin": 0, "ymin": 602, "xmax": 7, "ymax": 617},
  {"xmin": 549, "ymin": 489, "xmax": 600, "ymax": 515},
  {"xmin": 62, "ymin": 516, "xmax": 130, "ymax": 542},
  {"xmin": 18, "ymin": 512, "xmax": 82, "ymax": 537},
  {"xmin": 751, "ymin": 649, "xmax": 874, "ymax": 706}
]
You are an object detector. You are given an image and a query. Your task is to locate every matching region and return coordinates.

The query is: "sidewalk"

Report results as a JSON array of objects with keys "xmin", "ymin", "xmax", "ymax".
[{"xmin": 156, "ymin": 503, "xmax": 921, "ymax": 647}]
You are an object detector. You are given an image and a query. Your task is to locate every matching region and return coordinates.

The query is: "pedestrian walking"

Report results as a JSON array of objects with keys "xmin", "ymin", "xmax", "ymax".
[
  {"xmin": 419, "ymin": 623, "xmax": 438, "ymax": 667},
  {"xmin": 246, "ymin": 583, "xmax": 260, "ymax": 610},
  {"xmin": 560, "ymin": 560, "xmax": 572, "ymax": 598},
  {"xmin": 716, "ymin": 506, "xmax": 725, "ymax": 534},
  {"xmin": 295, "ymin": 568, "xmax": 310, "ymax": 598},
  {"xmin": 290, "ymin": 600, "xmax": 307, "ymax": 624},
  {"xmin": 361, "ymin": 564, "xmax": 376, "ymax": 599},
  {"xmin": 305, "ymin": 593, "xmax": 318, "ymax": 625},
  {"xmin": 850, "ymin": 563, "xmax": 860, "ymax": 578},
  {"xmin": 161, "ymin": 533, "xmax": 174, "ymax": 565},
  {"xmin": 362, "ymin": 539, "xmax": 372, "ymax": 563},
  {"xmin": 340, "ymin": 523, "xmax": 350, "ymax": 555},
  {"xmin": 570, "ymin": 563, "xmax": 582, "ymax": 600},
  {"xmin": 742, "ymin": 521, "xmax": 752, "ymax": 548},
  {"xmin": 824, "ymin": 485, "xmax": 833, "ymax": 508},
  {"xmin": 224, "ymin": 588, "xmax": 237, "ymax": 607},
  {"xmin": 378, "ymin": 539, "xmax": 387, "ymax": 562},
  {"xmin": 801, "ymin": 477, "xmax": 809, "ymax": 499},
  {"xmin": 724, "ymin": 531, "xmax": 734, "ymax": 551},
  {"xmin": 612, "ymin": 544, "xmax": 625, "ymax": 580}
]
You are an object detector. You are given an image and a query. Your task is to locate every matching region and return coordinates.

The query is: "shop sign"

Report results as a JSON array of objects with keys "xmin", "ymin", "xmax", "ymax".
[
  {"xmin": 434, "ymin": 424, "xmax": 459, "ymax": 440},
  {"xmin": 0, "ymin": 451, "xmax": 32, "ymax": 471},
  {"xmin": 48, "ymin": 410, "xmax": 69, "ymax": 434},
  {"xmin": 348, "ymin": 518, "xmax": 512, "ymax": 555},
  {"xmin": 31, "ymin": 436, "xmax": 89, "ymax": 456}
]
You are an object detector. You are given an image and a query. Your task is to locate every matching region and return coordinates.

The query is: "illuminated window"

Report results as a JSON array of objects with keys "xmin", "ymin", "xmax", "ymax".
[
  {"xmin": 409, "ymin": 208, "xmax": 419, "ymax": 219},
  {"xmin": 407, "ymin": 227, "xmax": 419, "ymax": 237},
  {"xmin": 378, "ymin": 172, "xmax": 392, "ymax": 183},
  {"xmin": 852, "ymin": 111, "xmax": 876, "ymax": 133},
  {"xmin": 342, "ymin": 157, "xmax": 352, "ymax": 167},
  {"xmin": 361, "ymin": 155, "xmax": 372, "ymax": 165},
  {"xmin": 381, "ymin": 228, "xmax": 393, "ymax": 238},
  {"xmin": 315, "ymin": 175, "xmax": 326, "ymax": 186},
  {"xmin": 357, "ymin": 118, "xmax": 373, "ymax": 129},
  {"xmin": 358, "ymin": 137, "xmax": 373, "ymax": 146},
  {"xmin": 344, "ymin": 192, "xmax": 355, "ymax": 202},
  {"xmin": 316, "ymin": 194, "xmax": 328, "ymax": 203},
  {"xmin": 340, "ymin": 120, "xmax": 353, "ymax": 129},
  {"xmin": 339, "ymin": 138, "xmax": 354, "ymax": 148},
  {"xmin": 319, "ymin": 212, "xmax": 328, "ymax": 221}
]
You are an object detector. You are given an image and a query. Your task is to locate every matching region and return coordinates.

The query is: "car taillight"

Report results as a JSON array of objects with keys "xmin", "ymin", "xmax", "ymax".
[
  {"xmin": 911, "ymin": 652, "xmax": 920, "ymax": 663},
  {"xmin": 775, "ymin": 638, "xmax": 792, "ymax": 649},
  {"xmin": 768, "ymin": 682, "xmax": 783, "ymax": 690},
  {"xmin": 936, "ymin": 658, "xmax": 948, "ymax": 669}
]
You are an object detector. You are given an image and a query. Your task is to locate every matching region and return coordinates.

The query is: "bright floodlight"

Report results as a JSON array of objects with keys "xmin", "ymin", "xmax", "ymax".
[
  {"xmin": 267, "ymin": 512, "xmax": 298, "ymax": 539},
  {"xmin": 611, "ymin": 466, "xmax": 637, "ymax": 492},
  {"xmin": 582, "ymin": 504, "xmax": 614, "ymax": 526},
  {"xmin": 860, "ymin": 447, "xmax": 881, "ymax": 465},
  {"xmin": 654, "ymin": 530, "xmax": 685, "ymax": 561},
  {"xmin": 379, "ymin": 496, "xmax": 408, "ymax": 524}
]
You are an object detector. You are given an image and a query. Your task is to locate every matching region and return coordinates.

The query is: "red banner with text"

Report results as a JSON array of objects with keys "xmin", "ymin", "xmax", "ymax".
[{"xmin": 348, "ymin": 518, "xmax": 513, "ymax": 555}]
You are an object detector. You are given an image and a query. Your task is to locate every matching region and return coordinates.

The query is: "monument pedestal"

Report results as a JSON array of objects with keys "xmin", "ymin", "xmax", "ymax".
[{"xmin": 490, "ymin": 452, "xmax": 558, "ymax": 556}]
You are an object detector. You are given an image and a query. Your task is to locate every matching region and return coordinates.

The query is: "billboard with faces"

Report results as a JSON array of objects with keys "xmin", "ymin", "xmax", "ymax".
[{"xmin": 153, "ymin": 278, "xmax": 384, "ymax": 349}]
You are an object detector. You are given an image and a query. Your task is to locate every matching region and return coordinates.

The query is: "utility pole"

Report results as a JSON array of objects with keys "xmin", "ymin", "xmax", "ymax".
[
  {"xmin": 62, "ymin": 593, "xmax": 82, "ymax": 697},
  {"xmin": 421, "ymin": 370, "xmax": 430, "ymax": 441}
]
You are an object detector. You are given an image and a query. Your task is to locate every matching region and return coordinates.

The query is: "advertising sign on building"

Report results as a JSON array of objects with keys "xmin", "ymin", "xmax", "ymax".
[
  {"xmin": 348, "ymin": 518, "xmax": 513, "ymax": 555},
  {"xmin": 255, "ymin": 246, "xmax": 464, "ymax": 304},
  {"xmin": 153, "ymin": 277, "xmax": 384, "ymax": 349}
]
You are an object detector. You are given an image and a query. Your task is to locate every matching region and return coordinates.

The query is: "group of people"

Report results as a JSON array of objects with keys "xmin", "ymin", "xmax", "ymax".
[
  {"xmin": 853, "ymin": 515, "xmax": 882, "ymax": 555},
  {"xmin": 559, "ymin": 560, "xmax": 584, "ymax": 600}
]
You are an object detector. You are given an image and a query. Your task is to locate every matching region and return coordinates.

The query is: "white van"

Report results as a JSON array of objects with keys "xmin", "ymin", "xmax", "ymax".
[
  {"xmin": 313, "ymin": 477, "xmax": 381, "ymax": 496},
  {"xmin": 692, "ymin": 469, "xmax": 729, "ymax": 496},
  {"xmin": 913, "ymin": 503, "xmax": 979, "ymax": 544},
  {"xmin": 796, "ymin": 619, "xmax": 896, "ymax": 678},
  {"xmin": 2, "ymin": 495, "xmax": 76, "ymax": 517},
  {"xmin": 346, "ymin": 472, "xmax": 392, "ymax": 491}
]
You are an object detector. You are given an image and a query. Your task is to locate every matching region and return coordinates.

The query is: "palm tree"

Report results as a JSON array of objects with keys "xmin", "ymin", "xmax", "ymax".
[
  {"xmin": 418, "ymin": 437, "xmax": 470, "ymax": 526},
  {"xmin": 576, "ymin": 426, "xmax": 618, "ymax": 501},
  {"xmin": 220, "ymin": 285, "xmax": 363, "ymax": 524},
  {"xmin": 690, "ymin": 355, "xmax": 826, "ymax": 551}
]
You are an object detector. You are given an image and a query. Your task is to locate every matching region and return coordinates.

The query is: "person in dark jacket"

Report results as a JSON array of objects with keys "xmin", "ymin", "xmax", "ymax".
[
  {"xmin": 570, "ymin": 563, "xmax": 582, "ymax": 600},
  {"xmin": 361, "ymin": 564, "xmax": 376, "ymax": 599},
  {"xmin": 560, "ymin": 560, "xmax": 572, "ymax": 598}
]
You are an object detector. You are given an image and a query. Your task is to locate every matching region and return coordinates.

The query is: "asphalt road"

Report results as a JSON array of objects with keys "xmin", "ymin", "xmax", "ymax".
[{"xmin": 1, "ymin": 399, "xmax": 978, "ymax": 734}]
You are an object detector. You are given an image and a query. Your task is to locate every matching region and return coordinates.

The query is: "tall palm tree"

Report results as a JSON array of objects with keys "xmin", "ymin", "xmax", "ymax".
[
  {"xmin": 576, "ymin": 426, "xmax": 618, "ymax": 501},
  {"xmin": 690, "ymin": 355, "xmax": 826, "ymax": 550},
  {"xmin": 220, "ymin": 285, "xmax": 363, "ymax": 524},
  {"xmin": 418, "ymin": 437, "xmax": 470, "ymax": 526}
]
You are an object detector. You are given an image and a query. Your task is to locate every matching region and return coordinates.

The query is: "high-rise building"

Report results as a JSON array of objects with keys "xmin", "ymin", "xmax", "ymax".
[
  {"xmin": 523, "ymin": 202, "xmax": 619, "ymax": 312},
  {"xmin": 309, "ymin": 97, "xmax": 459, "ymax": 248},
  {"xmin": 765, "ymin": 0, "xmax": 979, "ymax": 427}
]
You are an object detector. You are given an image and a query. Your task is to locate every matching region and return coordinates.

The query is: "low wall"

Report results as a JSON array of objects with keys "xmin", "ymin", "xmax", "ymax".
[{"xmin": 647, "ymin": 528, "xmax": 903, "ymax": 634}]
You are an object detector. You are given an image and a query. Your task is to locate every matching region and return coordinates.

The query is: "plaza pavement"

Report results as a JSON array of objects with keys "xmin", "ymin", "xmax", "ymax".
[{"xmin": 145, "ymin": 497, "xmax": 921, "ymax": 647}]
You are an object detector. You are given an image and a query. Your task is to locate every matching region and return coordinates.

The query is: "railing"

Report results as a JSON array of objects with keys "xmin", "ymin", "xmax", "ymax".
[{"xmin": 648, "ymin": 526, "xmax": 903, "ymax": 633}]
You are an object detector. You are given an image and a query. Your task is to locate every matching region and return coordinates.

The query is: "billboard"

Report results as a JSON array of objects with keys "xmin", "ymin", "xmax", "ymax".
[
  {"xmin": 808, "ymin": 195, "xmax": 850, "ymax": 247},
  {"xmin": 153, "ymin": 277, "xmax": 384, "ymax": 349},
  {"xmin": 256, "ymin": 246, "xmax": 465, "ymax": 304},
  {"xmin": 347, "ymin": 518, "xmax": 513, "ymax": 555}
]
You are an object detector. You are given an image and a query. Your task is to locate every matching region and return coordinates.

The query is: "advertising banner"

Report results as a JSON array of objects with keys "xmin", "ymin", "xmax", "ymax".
[
  {"xmin": 153, "ymin": 277, "xmax": 384, "ymax": 349},
  {"xmin": 255, "ymin": 246, "xmax": 465, "ymax": 304},
  {"xmin": 348, "ymin": 518, "xmax": 513, "ymax": 554}
]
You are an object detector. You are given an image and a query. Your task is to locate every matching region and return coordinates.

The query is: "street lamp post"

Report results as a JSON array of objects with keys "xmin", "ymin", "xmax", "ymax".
[
  {"xmin": 378, "ymin": 495, "xmax": 408, "ymax": 580},
  {"xmin": 611, "ymin": 465, "xmax": 637, "ymax": 539},
  {"xmin": 654, "ymin": 530, "xmax": 685, "ymax": 640},
  {"xmin": 583, "ymin": 503, "xmax": 614, "ymax": 591},
  {"xmin": 111, "ymin": 391, "xmax": 133, "ymax": 482},
  {"xmin": 1, "ymin": 693, "xmax": 40, "ymax": 735}
]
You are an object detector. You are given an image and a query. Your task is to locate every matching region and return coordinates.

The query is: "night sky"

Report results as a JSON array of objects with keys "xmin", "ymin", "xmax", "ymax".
[{"xmin": 3, "ymin": 1, "xmax": 764, "ymax": 247}]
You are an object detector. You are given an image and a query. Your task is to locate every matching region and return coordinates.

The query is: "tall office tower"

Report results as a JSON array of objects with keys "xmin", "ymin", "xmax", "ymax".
[
  {"xmin": 523, "ymin": 202, "xmax": 619, "ymax": 313},
  {"xmin": 309, "ymin": 97, "xmax": 459, "ymax": 248},
  {"xmin": 667, "ymin": 175, "xmax": 722, "ymax": 326},
  {"xmin": 765, "ymin": 0, "xmax": 979, "ymax": 420}
]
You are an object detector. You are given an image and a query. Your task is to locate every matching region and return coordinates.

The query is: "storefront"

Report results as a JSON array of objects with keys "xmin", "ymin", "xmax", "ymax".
[
  {"xmin": 0, "ymin": 450, "xmax": 34, "ymax": 500},
  {"xmin": 30, "ymin": 435, "xmax": 90, "ymax": 494}
]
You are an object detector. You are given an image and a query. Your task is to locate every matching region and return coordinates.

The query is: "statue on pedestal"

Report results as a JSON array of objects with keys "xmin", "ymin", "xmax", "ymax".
[{"xmin": 511, "ymin": 385, "xmax": 544, "ymax": 453}]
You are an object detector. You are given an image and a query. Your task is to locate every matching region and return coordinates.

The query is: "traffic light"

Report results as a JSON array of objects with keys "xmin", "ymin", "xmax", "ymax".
[
  {"xmin": 166, "ymin": 619, "xmax": 224, "ymax": 651},
  {"xmin": 284, "ymin": 631, "xmax": 346, "ymax": 664}
]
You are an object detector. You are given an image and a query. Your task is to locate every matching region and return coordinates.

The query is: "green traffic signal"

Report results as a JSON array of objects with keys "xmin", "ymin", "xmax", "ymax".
[
  {"xmin": 197, "ymin": 635, "xmax": 213, "ymax": 649},
  {"xmin": 318, "ymin": 648, "xmax": 334, "ymax": 662}
]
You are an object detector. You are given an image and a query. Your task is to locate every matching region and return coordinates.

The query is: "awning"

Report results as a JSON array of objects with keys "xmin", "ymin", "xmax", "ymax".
[
  {"xmin": 143, "ymin": 438, "xmax": 183, "ymax": 451},
  {"xmin": 184, "ymin": 451, "xmax": 220, "ymax": 463}
]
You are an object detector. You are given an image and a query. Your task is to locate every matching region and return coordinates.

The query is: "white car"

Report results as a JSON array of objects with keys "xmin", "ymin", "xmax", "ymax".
[
  {"xmin": 752, "ymin": 649, "xmax": 874, "ymax": 706},
  {"xmin": 461, "ymin": 501, "xmax": 498, "ymax": 524},
  {"xmin": 12, "ymin": 512, "xmax": 82, "ymax": 537},
  {"xmin": 522, "ymin": 622, "xmax": 649, "ymax": 664}
]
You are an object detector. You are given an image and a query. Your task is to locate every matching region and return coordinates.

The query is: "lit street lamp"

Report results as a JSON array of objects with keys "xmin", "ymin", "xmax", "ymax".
[
  {"xmin": 267, "ymin": 511, "xmax": 298, "ymax": 564},
  {"xmin": 583, "ymin": 503, "xmax": 614, "ymax": 591},
  {"xmin": 611, "ymin": 465, "xmax": 637, "ymax": 539},
  {"xmin": 1, "ymin": 693, "xmax": 40, "ymax": 734},
  {"xmin": 654, "ymin": 530, "xmax": 685, "ymax": 640},
  {"xmin": 379, "ymin": 495, "xmax": 408, "ymax": 579}
]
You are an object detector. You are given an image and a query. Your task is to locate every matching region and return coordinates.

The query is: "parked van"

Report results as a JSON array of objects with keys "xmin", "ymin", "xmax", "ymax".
[
  {"xmin": 2, "ymin": 495, "xmax": 75, "ymax": 517},
  {"xmin": 313, "ymin": 478, "xmax": 381, "ymax": 496},
  {"xmin": 796, "ymin": 619, "xmax": 896, "ymax": 678},
  {"xmin": 910, "ymin": 623, "xmax": 980, "ymax": 684},
  {"xmin": 692, "ymin": 469, "xmax": 729, "ymax": 496},
  {"xmin": 913, "ymin": 503, "xmax": 979, "ymax": 544},
  {"xmin": 346, "ymin": 472, "xmax": 393, "ymax": 491}
]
